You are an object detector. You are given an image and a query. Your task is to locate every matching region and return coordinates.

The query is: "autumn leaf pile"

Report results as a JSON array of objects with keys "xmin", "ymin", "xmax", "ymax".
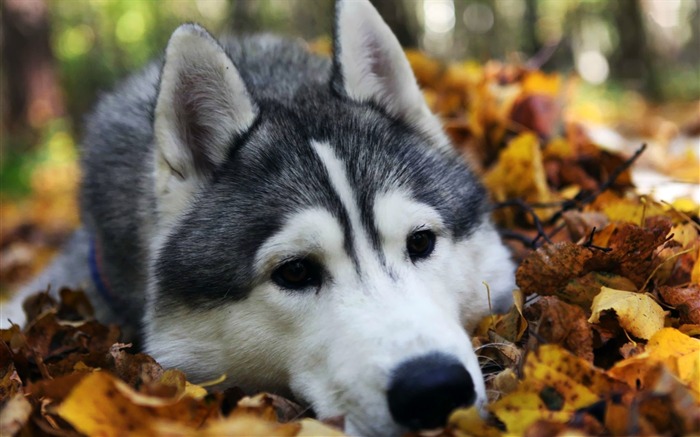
[{"xmin": 2, "ymin": 52, "xmax": 700, "ymax": 436}]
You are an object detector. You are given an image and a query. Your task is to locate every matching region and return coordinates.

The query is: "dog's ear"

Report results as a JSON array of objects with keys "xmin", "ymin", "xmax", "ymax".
[
  {"xmin": 332, "ymin": 0, "xmax": 447, "ymax": 147},
  {"xmin": 154, "ymin": 24, "xmax": 257, "ymax": 220}
]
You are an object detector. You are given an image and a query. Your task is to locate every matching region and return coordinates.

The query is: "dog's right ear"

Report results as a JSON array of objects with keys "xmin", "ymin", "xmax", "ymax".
[{"xmin": 154, "ymin": 24, "xmax": 257, "ymax": 221}]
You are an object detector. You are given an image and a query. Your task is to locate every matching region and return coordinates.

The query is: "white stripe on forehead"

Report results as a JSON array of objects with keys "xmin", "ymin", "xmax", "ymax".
[{"xmin": 311, "ymin": 140, "xmax": 376, "ymax": 268}]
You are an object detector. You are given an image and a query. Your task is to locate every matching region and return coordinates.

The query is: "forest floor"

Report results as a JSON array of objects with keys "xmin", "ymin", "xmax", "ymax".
[{"xmin": 1, "ymin": 54, "xmax": 699, "ymax": 436}]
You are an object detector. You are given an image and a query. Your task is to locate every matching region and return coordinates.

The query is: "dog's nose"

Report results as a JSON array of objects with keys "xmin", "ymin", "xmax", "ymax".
[{"xmin": 387, "ymin": 353, "xmax": 476, "ymax": 430}]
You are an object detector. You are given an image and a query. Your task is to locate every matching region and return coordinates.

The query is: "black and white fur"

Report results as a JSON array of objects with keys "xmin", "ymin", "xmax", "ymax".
[{"xmin": 2, "ymin": 1, "xmax": 514, "ymax": 434}]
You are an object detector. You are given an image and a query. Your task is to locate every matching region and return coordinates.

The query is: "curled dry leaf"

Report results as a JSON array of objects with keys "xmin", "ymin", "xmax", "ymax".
[
  {"xmin": 516, "ymin": 242, "xmax": 594, "ymax": 298},
  {"xmin": 658, "ymin": 284, "xmax": 700, "ymax": 324},
  {"xmin": 517, "ymin": 217, "xmax": 673, "ymax": 299},
  {"xmin": 590, "ymin": 217, "xmax": 672, "ymax": 288},
  {"xmin": 588, "ymin": 287, "xmax": 666, "ymax": 340},
  {"xmin": 525, "ymin": 296, "xmax": 594, "ymax": 362}
]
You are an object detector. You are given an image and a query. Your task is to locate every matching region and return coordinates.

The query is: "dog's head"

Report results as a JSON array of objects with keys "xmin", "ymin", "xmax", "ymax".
[{"xmin": 144, "ymin": 1, "xmax": 514, "ymax": 435}]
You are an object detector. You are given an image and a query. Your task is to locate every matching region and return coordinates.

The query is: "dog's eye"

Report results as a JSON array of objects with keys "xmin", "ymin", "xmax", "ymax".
[
  {"xmin": 407, "ymin": 230, "xmax": 436, "ymax": 261},
  {"xmin": 272, "ymin": 259, "xmax": 321, "ymax": 290}
]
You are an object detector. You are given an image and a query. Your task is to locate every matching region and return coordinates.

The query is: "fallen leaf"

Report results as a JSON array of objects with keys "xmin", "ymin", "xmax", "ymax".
[
  {"xmin": 152, "ymin": 415, "xmax": 302, "ymax": 437},
  {"xmin": 485, "ymin": 133, "xmax": 556, "ymax": 224},
  {"xmin": 608, "ymin": 328, "xmax": 700, "ymax": 398},
  {"xmin": 561, "ymin": 271, "xmax": 637, "ymax": 308},
  {"xmin": 659, "ymin": 284, "xmax": 700, "ymax": 324},
  {"xmin": 525, "ymin": 296, "xmax": 593, "ymax": 362},
  {"xmin": 589, "ymin": 287, "xmax": 666, "ymax": 340},
  {"xmin": 490, "ymin": 345, "xmax": 626, "ymax": 434},
  {"xmin": 56, "ymin": 371, "xmax": 219, "ymax": 436},
  {"xmin": 297, "ymin": 418, "xmax": 347, "ymax": 436},
  {"xmin": 448, "ymin": 406, "xmax": 501, "ymax": 437}
]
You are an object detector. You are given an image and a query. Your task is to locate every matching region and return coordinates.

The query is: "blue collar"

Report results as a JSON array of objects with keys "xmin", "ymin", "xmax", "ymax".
[{"xmin": 88, "ymin": 236, "xmax": 114, "ymax": 305}]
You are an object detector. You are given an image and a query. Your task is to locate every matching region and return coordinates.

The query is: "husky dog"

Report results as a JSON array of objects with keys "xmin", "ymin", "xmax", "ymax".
[{"xmin": 3, "ymin": 0, "xmax": 514, "ymax": 434}]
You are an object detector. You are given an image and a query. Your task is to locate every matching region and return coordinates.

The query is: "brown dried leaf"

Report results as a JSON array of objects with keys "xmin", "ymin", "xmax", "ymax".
[
  {"xmin": 525, "ymin": 296, "xmax": 594, "ymax": 362},
  {"xmin": 517, "ymin": 218, "xmax": 673, "ymax": 298},
  {"xmin": 0, "ymin": 341, "xmax": 23, "ymax": 402},
  {"xmin": 56, "ymin": 288, "xmax": 94, "ymax": 322},
  {"xmin": 516, "ymin": 241, "xmax": 593, "ymax": 297},
  {"xmin": 561, "ymin": 271, "xmax": 637, "ymax": 308},
  {"xmin": 562, "ymin": 210, "xmax": 609, "ymax": 243},
  {"xmin": 108, "ymin": 343, "xmax": 164, "ymax": 389},
  {"xmin": 659, "ymin": 284, "xmax": 700, "ymax": 324}
]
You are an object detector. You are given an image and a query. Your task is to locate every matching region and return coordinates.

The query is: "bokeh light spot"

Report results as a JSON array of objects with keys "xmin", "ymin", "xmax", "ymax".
[{"xmin": 116, "ymin": 10, "xmax": 145, "ymax": 44}]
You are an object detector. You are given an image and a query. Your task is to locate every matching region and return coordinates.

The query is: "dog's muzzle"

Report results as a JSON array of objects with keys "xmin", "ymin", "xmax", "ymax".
[{"xmin": 387, "ymin": 352, "xmax": 476, "ymax": 430}]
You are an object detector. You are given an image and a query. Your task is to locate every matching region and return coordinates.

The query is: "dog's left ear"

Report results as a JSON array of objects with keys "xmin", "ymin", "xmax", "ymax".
[{"xmin": 332, "ymin": 0, "xmax": 447, "ymax": 147}]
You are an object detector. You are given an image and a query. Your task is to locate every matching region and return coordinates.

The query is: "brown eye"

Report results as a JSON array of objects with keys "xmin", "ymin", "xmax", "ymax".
[
  {"xmin": 272, "ymin": 259, "xmax": 321, "ymax": 290},
  {"xmin": 407, "ymin": 230, "xmax": 436, "ymax": 261}
]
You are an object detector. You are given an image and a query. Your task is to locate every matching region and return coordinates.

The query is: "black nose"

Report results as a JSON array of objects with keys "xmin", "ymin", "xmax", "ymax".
[{"xmin": 387, "ymin": 353, "xmax": 476, "ymax": 430}]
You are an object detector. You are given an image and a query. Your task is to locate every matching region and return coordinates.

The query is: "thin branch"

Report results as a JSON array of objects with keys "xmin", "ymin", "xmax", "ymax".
[
  {"xmin": 494, "ymin": 143, "xmax": 647, "ymax": 249},
  {"xmin": 581, "ymin": 227, "xmax": 612, "ymax": 252},
  {"xmin": 494, "ymin": 198, "xmax": 552, "ymax": 247},
  {"xmin": 547, "ymin": 143, "xmax": 647, "ymax": 225}
]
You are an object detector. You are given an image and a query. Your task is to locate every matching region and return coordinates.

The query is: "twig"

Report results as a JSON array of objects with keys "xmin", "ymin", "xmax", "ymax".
[
  {"xmin": 494, "ymin": 199, "xmax": 552, "ymax": 247},
  {"xmin": 494, "ymin": 143, "xmax": 647, "ymax": 249},
  {"xmin": 547, "ymin": 143, "xmax": 647, "ymax": 225},
  {"xmin": 581, "ymin": 227, "xmax": 612, "ymax": 252}
]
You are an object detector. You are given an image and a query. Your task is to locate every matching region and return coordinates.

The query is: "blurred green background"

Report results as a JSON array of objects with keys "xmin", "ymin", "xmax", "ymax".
[{"xmin": 1, "ymin": 0, "xmax": 698, "ymax": 199}]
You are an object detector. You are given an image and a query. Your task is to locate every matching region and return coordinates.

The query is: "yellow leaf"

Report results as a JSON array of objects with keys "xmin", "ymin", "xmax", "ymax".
[
  {"xmin": 56, "ymin": 371, "xmax": 219, "ymax": 436},
  {"xmin": 157, "ymin": 368, "xmax": 208, "ymax": 400},
  {"xmin": 671, "ymin": 197, "xmax": 699, "ymax": 216},
  {"xmin": 449, "ymin": 406, "xmax": 502, "ymax": 437},
  {"xmin": 184, "ymin": 381, "xmax": 208, "ymax": 400},
  {"xmin": 600, "ymin": 197, "xmax": 667, "ymax": 225},
  {"xmin": 589, "ymin": 287, "xmax": 665, "ymax": 340},
  {"xmin": 490, "ymin": 345, "xmax": 626, "ymax": 434},
  {"xmin": 670, "ymin": 222, "xmax": 699, "ymax": 248},
  {"xmin": 152, "ymin": 415, "xmax": 302, "ymax": 437},
  {"xmin": 522, "ymin": 70, "xmax": 561, "ymax": 97},
  {"xmin": 199, "ymin": 416, "xmax": 301, "ymax": 436},
  {"xmin": 296, "ymin": 418, "xmax": 346, "ymax": 436},
  {"xmin": 490, "ymin": 391, "xmax": 573, "ymax": 434},
  {"xmin": 544, "ymin": 137, "xmax": 574, "ymax": 159},
  {"xmin": 57, "ymin": 372, "xmax": 159, "ymax": 437},
  {"xmin": 484, "ymin": 133, "xmax": 556, "ymax": 224},
  {"xmin": 405, "ymin": 50, "xmax": 442, "ymax": 86},
  {"xmin": 608, "ymin": 328, "xmax": 700, "ymax": 399}
]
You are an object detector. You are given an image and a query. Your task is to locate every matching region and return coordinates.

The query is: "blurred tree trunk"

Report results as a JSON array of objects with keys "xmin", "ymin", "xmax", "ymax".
[
  {"xmin": 610, "ymin": 0, "xmax": 662, "ymax": 100},
  {"xmin": 228, "ymin": 0, "xmax": 333, "ymax": 39},
  {"xmin": 522, "ymin": 0, "xmax": 541, "ymax": 55},
  {"xmin": 369, "ymin": 0, "xmax": 418, "ymax": 47},
  {"xmin": 1, "ymin": 0, "xmax": 63, "ymax": 140},
  {"xmin": 227, "ymin": 0, "xmax": 415, "ymax": 45},
  {"xmin": 229, "ymin": 0, "xmax": 264, "ymax": 34}
]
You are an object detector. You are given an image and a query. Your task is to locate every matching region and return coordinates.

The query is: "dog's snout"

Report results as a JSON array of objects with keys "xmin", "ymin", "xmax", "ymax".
[{"xmin": 387, "ymin": 353, "xmax": 476, "ymax": 430}]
